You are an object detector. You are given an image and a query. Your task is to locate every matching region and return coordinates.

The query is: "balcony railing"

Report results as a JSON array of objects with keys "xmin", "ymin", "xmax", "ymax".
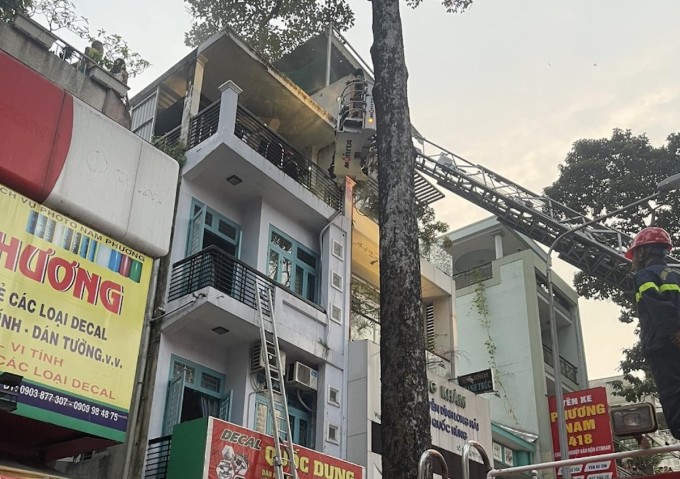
[
  {"xmin": 536, "ymin": 275, "xmax": 573, "ymax": 314},
  {"xmin": 169, "ymin": 245, "xmax": 325, "ymax": 315},
  {"xmin": 420, "ymin": 242, "xmax": 453, "ymax": 277},
  {"xmin": 188, "ymin": 100, "xmax": 221, "ymax": 149},
  {"xmin": 184, "ymin": 100, "xmax": 342, "ymax": 210},
  {"xmin": 168, "ymin": 246, "xmax": 275, "ymax": 313},
  {"xmin": 155, "ymin": 125, "xmax": 182, "ymax": 148},
  {"xmin": 542, "ymin": 344, "xmax": 578, "ymax": 384},
  {"xmin": 144, "ymin": 435, "xmax": 172, "ymax": 479},
  {"xmin": 453, "ymin": 263, "xmax": 493, "ymax": 289},
  {"xmin": 234, "ymin": 106, "xmax": 342, "ymax": 209}
]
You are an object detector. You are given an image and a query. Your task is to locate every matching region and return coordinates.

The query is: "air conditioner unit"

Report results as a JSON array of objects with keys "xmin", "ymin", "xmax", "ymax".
[
  {"xmin": 286, "ymin": 362, "xmax": 318, "ymax": 391},
  {"xmin": 250, "ymin": 342, "xmax": 286, "ymax": 374}
]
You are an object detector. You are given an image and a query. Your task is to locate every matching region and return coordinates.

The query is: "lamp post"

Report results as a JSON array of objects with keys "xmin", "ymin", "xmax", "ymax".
[{"xmin": 546, "ymin": 173, "xmax": 680, "ymax": 479}]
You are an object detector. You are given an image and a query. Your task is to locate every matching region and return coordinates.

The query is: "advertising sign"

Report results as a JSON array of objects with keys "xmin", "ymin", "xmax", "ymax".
[
  {"xmin": 457, "ymin": 369, "xmax": 494, "ymax": 394},
  {"xmin": 361, "ymin": 340, "xmax": 492, "ymax": 465},
  {"xmin": 206, "ymin": 419, "xmax": 364, "ymax": 479},
  {"xmin": 427, "ymin": 374, "xmax": 492, "ymax": 463},
  {"xmin": 0, "ymin": 185, "xmax": 152, "ymax": 441},
  {"xmin": 549, "ymin": 387, "xmax": 617, "ymax": 479}
]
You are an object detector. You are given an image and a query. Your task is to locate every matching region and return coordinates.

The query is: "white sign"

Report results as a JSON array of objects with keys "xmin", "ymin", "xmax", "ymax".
[{"xmin": 364, "ymin": 343, "xmax": 492, "ymax": 464}]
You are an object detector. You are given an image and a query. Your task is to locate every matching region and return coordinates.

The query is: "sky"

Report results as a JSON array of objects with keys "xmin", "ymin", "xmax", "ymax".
[{"xmin": 55, "ymin": 0, "xmax": 680, "ymax": 380}]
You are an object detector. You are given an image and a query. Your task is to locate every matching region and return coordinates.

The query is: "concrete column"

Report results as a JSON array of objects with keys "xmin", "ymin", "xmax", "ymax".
[
  {"xmin": 180, "ymin": 54, "xmax": 208, "ymax": 144},
  {"xmin": 217, "ymin": 80, "xmax": 243, "ymax": 136},
  {"xmin": 494, "ymin": 231, "xmax": 504, "ymax": 259}
]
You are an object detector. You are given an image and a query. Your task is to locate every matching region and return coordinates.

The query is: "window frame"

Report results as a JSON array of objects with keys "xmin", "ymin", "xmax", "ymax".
[
  {"xmin": 163, "ymin": 355, "xmax": 231, "ymax": 435},
  {"xmin": 169, "ymin": 355, "xmax": 225, "ymax": 397},
  {"xmin": 267, "ymin": 226, "xmax": 319, "ymax": 302},
  {"xmin": 186, "ymin": 199, "xmax": 242, "ymax": 257}
]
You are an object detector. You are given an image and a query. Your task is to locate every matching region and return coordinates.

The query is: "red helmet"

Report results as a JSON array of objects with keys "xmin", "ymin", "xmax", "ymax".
[{"xmin": 624, "ymin": 226, "xmax": 673, "ymax": 260}]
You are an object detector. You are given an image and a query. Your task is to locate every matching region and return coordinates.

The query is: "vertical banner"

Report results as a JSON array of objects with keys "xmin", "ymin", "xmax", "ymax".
[
  {"xmin": 549, "ymin": 387, "xmax": 617, "ymax": 479},
  {"xmin": 207, "ymin": 419, "xmax": 364, "ymax": 479},
  {"xmin": 0, "ymin": 185, "xmax": 152, "ymax": 441}
]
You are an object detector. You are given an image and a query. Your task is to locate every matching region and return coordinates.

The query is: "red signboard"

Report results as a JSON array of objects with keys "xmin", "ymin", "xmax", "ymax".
[
  {"xmin": 207, "ymin": 419, "xmax": 363, "ymax": 479},
  {"xmin": 549, "ymin": 387, "xmax": 617, "ymax": 479}
]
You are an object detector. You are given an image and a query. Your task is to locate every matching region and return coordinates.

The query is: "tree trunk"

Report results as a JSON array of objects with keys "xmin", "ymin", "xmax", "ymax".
[{"xmin": 370, "ymin": 1, "xmax": 432, "ymax": 479}]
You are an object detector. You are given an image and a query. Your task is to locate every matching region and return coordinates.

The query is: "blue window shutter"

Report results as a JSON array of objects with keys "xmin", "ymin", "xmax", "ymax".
[{"xmin": 163, "ymin": 373, "xmax": 185, "ymax": 435}]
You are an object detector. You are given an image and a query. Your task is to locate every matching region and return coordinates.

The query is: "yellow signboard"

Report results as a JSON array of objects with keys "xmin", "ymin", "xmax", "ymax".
[{"xmin": 0, "ymin": 185, "xmax": 152, "ymax": 441}]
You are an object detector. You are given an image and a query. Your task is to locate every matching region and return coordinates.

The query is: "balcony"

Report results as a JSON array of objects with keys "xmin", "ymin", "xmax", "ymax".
[
  {"xmin": 542, "ymin": 344, "xmax": 578, "ymax": 384},
  {"xmin": 168, "ymin": 246, "xmax": 276, "ymax": 308},
  {"xmin": 453, "ymin": 263, "xmax": 493, "ymax": 289},
  {"xmin": 166, "ymin": 246, "xmax": 331, "ymax": 363},
  {"xmin": 169, "ymin": 245, "xmax": 325, "ymax": 313},
  {"xmin": 183, "ymin": 99, "xmax": 342, "ymax": 211}
]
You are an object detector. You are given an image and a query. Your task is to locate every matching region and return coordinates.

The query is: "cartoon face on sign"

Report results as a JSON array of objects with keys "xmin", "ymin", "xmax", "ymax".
[{"xmin": 216, "ymin": 445, "xmax": 249, "ymax": 479}]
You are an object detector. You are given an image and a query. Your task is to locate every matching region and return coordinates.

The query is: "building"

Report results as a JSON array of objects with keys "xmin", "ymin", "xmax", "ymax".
[
  {"xmin": 347, "ymin": 208, "xmax": 494, "ymax": 479},
  {"xmin": 445, "ymin": 217, "xmax": 589, "ymax": 467},
  {"xmin": 107, "ymin": 28, "xmax": 363, "ymax": 479},
  {"xmin": 119, "ymin": 27, "xmax": 495, "ymax": 479},
  {"xmin": 0, "ymin": 13, "xmax": 178, "ymax": 478}
]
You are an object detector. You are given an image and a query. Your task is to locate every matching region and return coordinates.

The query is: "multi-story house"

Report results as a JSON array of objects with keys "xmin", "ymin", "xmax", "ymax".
[
  {"xmin": 120, "ymin": 29, "xmax": 361, "ymax": 477},
  {"xmin": 444, "ymin": 217, "xmax": 589, "ymax": 466},
  {"xmin": 0, "ymin": 13, "xmax": 178, "ymax": 478}
]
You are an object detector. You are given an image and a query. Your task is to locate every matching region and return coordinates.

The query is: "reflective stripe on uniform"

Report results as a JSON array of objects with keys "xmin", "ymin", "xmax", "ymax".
[{"xmin": 635, "ymin": 281, "xmax": 680, "ymax": 302}]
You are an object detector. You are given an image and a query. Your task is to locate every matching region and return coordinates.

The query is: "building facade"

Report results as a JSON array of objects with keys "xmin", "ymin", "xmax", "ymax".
[
  {"xmin": 0, "ymin": 14, "xmax": 178, "ymax": 478},
  {"xmin": 445, "ymin": 217, "xmax": 589, "ymax": 468}
]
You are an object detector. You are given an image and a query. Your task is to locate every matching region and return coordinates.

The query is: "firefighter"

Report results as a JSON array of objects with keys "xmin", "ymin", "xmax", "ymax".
[{"xmin": 626, "ymin": 226, "xmax": 680, "ymax": 439}]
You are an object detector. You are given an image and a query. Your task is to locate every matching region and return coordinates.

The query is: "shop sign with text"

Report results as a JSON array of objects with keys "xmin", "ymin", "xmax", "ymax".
[
  {"xmin": 549, "ymin": 387, "xmax": 617, "ymax": 479},
  {"xmin": 207, "ymin": 419, "xmax": 364, "ymax": 479},
  {"xmin": 0, "ymin": 185, "xmax": 152, "ymax": 441}
]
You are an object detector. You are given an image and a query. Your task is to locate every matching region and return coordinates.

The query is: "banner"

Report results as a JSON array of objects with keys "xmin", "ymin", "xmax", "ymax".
[
  {"xmin": 207, "ymin": 419, "xmax": 364, "ymax": 479},
  {"xmin": 549, "ymin": 387, "xmax": 617, "ymax": 479},
  {"xmin": 0, "ymin": 185, "xmax": 152, "ymax": 441}
]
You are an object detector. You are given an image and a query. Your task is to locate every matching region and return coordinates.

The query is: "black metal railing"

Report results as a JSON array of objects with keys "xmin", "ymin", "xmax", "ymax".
[
  {"xmin": 184, "ymin": 101, "xmax": 342, "ymax": 210},
  {"xmin": 168, "ymin": 246, "xmax": 326, "ymax": 313},
  {"xmin": 168, "ymin": 246, "xmax": 275, "ymax": 313},
  {"xmin": 453, "ymin": 263, "xmax": 493, "ymax": 289},
  {"xmin": 155, "ymin": 125, "xmax": 182, "ymax": 148},
  {"xmin": 234, "ymin": 106, "xmax": 342, "ymax": 210},
  {"xmin": 188, "ymin": 100, "xmax": 221, "ymax": 148},
  {"xmin": 543, "ymin": 344, "xmax": 579, "ymax": 383},
  {"xmin": 144, "ymin": 435, "xmax": 172, "ymax": 479},
  {"xmin": 536, "ymin": 275, "xmax": 573, "ymax": 314}
]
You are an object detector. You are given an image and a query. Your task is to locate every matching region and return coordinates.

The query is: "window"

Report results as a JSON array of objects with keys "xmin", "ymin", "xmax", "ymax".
[
  {"xmin": 424, "ymin": 303, "xmax": 435, "ymax": 353},
  {"xmin": 328, "ymin": 387, "xmax": 340, "ymax": 407},
  {"xmin": 267, "ymin": 227, "xmax": 319, "ymax": 302},
  {"xmin": 332, "ymin": 241, "xmax": 344, "ymax": 260},
  {"xmin": 327, "ymin": 424, "xmax": 339, "ymax": 444},
  {"xmin": 330, "ymin": 304, "xmax": 342, "ymax": 324},
  {"xmin": 254, "ymin": 395, "xmax": 313, "ymax": 448},
  {"xmin": 163, "ymin": 356, "xmax": 231, "ymax": 435},
  {"xmin": 331, "ymin": 272, "xmax": 343, "ymax": 292},
  {"xmin": 187, "ymin": 199, "xmax": 241, "ymax": 257},
  {"xmin": 185, "ymin": 200, "xmax": 243, "ymax": 297}
]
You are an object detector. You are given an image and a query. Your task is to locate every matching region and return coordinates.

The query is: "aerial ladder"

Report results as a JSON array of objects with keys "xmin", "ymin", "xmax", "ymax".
[{"xmin": 332, "ymin": 77, "xmax": 678, "ymax": 292}]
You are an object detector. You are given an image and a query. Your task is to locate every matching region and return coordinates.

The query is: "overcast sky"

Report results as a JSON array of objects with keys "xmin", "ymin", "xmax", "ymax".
[{"xmin": 60, "ymin": 0, "xmax": 680, "ymax": 380}]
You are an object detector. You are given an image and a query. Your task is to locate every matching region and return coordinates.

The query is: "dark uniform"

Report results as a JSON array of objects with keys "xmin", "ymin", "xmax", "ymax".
[{"xmin": 634, "ymin": 260, "xmax": 680, "ymax": 439}]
